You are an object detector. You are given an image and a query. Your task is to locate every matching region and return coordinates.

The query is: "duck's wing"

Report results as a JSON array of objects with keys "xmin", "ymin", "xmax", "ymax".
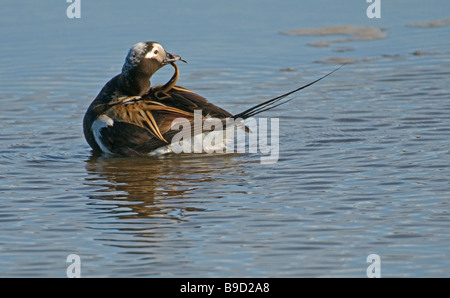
[
  {"xmin": 97, "ymin": 120, "xmax": 168, "ymax": 156},
  {"xmin": 150, "ymin": 85, "xmax": 233, "ymax": 119},
  {"xmin": 93, "ymin": 99, "xmax": 196, "ymax": 156},
  {"xmin": 148, "ymin": 63, "xmax": 233, "ymax": 118}
]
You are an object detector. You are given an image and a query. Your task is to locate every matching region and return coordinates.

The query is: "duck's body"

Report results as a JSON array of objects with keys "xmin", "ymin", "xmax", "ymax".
[
  {"xmin": 83, "ymin": 42, "xmax": 235, "ymax": 156},
  {"xmin": 83, "ymin": 41, "xmax": 341, "ymax": 156},
  {"xmin": 83, "ymin": 77, "xmax": 232, "ymax": 156}
]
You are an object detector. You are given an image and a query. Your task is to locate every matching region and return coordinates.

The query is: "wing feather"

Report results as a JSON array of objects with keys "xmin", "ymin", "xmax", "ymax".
[{"xmin": 149, "ymin": 64, "xmax": 233, "ymax": 118}]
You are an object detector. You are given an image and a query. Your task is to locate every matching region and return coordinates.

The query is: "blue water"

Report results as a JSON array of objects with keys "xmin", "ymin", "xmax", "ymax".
[{"xmin": 1, "ymin": 0, "xmax": 449, "ymax": 277}]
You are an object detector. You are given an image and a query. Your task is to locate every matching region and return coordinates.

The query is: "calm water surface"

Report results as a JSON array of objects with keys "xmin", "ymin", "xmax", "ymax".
[{"xmin": 0, "ymin": 0, "xmax": 449, "ymax": 277}]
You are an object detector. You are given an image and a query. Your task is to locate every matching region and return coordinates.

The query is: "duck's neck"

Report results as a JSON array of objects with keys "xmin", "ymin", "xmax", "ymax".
[
  {"xmin": 162, "ymin": 63, "xmax": 179, "ymax": 90},
  {"xmin": 119, "ymin": 70, "xmax": 151, "ymax": 96}
]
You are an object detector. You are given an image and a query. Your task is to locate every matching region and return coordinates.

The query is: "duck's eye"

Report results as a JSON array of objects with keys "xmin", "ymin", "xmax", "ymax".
[{"xmin": 144, "ymin": 48, "xmax": 161, "ymax": 59}]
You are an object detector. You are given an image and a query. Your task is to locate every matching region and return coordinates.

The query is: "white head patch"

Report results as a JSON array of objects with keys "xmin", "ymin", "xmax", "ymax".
[
  {"xmin": 144, "ymin": 43, "xmax": 165, "ymax": 61},
  {"xmin": 122, "ymin": 42, "xmax": 166, "ymax": 75}
]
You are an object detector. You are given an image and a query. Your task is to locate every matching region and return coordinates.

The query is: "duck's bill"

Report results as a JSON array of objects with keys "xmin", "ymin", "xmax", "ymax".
[{"xmin": 164, "ymin": 52, "xmax": 187, "ymax": 64}]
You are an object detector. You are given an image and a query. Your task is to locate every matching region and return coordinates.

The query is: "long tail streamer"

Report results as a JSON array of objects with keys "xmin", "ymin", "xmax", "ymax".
[{"xmin": 233, "ymin": 63, "xmax": 347, "ymax": 120}]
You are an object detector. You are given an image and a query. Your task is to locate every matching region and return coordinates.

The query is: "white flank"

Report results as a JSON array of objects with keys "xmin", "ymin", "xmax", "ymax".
[
  {"xmin": 92, "ymin": 115, "xmax": 114, "ymax": 154},
  {"xmin": 147, "ymin": 130, "xmax": 231, "ymax": 157}
]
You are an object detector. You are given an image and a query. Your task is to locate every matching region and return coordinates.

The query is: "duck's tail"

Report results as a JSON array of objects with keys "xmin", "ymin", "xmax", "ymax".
[{"xmin": 232, "ymin": 63, "xmax": 347, "ymax": 120}]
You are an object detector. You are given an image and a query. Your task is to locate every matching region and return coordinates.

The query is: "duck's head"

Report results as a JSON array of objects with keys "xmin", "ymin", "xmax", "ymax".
[
  {"xmin": 120, "ymin": 42, "xmax": 185, "ymax": 95},
  {"xmin": 122, "ymin": 41, "xmax": 184, "ymax": 77}
]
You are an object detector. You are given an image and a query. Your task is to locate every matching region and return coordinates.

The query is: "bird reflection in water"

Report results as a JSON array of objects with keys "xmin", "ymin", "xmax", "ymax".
[{"xmin": 84, "ymin": 153, "xmax": 248, "ymax": 222}]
